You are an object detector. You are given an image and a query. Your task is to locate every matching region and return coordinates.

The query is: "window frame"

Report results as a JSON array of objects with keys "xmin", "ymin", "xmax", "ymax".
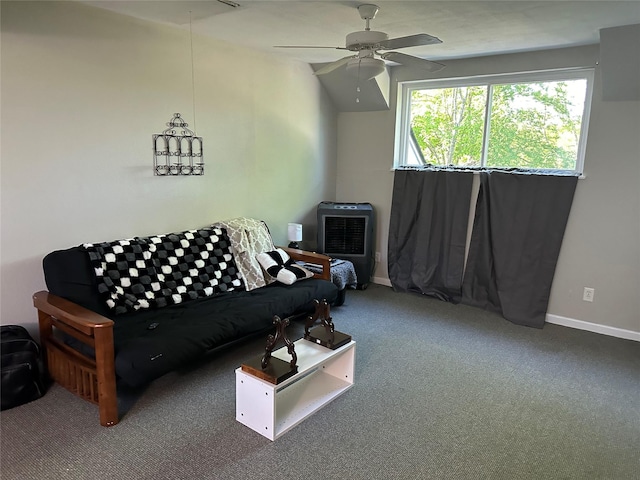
[{"xmin": 394, "ymin": 68, "xmax": 595, "ymax": 174}]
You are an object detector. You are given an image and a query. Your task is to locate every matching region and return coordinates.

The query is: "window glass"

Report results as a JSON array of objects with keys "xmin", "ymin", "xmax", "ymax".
[
  {"xmin": 410, "ymin": 86, "xmax": 486, "ymax": 167},
  {"xmin": 396, "ymin": 70, "xmax": 593, "ymax": 174},
  {"xmin": 486, "ymin": 80, "xmax": 587, "ymax": 170}
]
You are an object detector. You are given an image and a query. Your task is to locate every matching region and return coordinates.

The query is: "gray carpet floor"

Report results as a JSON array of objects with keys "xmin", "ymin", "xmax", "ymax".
[{"xmin": 1, "ymin": 284, "xmax": 639, "ymax": 480}]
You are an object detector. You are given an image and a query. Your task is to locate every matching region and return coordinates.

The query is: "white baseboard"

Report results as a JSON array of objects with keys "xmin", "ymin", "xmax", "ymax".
[
  {"xmin": 545, "ymin": 314, "xmax": 640, "ymax": 342},
  {"xmin": 369, "ymin": 277, "xmax": 639, "ymax": 342}
]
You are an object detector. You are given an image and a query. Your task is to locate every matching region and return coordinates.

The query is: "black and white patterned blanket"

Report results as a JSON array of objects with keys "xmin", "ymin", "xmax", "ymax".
[{"xmin": 83, "ymin": 227, "xmax": 243, "ymax": 314}]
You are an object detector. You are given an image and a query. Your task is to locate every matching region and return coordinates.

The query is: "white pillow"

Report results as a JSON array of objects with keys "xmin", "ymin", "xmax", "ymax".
[{"xmin": 256, "ymin": 248, "xmax": 314, "ymax": 285}]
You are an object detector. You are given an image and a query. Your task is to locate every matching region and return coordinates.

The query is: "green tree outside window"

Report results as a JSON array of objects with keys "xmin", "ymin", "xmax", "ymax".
[{"xmin": 409, "ymin": 79, "xmax": 587, "ymax": 170}]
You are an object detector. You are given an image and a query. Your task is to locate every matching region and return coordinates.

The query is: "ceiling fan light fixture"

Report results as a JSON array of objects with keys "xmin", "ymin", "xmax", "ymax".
[{"xmin": 346, "ymin": 56, "xmax": 385, "ymax": 80}]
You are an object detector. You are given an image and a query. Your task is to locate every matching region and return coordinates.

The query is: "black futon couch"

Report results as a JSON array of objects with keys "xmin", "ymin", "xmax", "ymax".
[{"xmin": 33, "ymin": 224, "xmax": 337, "ymax": 427}]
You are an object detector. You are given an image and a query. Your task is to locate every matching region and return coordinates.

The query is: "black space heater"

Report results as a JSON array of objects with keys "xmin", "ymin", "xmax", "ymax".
[{"xmin": 316, "ymin": 202, "xmax": 375, "ymax": 289}]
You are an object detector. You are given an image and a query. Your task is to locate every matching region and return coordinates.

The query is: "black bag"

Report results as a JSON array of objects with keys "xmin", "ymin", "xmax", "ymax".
[{"xmin": 1, "ymin": 325, "xmax": 47, "ymax": 410}]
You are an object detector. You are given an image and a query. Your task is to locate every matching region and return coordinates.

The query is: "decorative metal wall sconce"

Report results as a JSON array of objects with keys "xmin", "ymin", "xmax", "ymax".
[{"xmin": 153, "ymin": 113, "xmax": 203, "ymax": 176}]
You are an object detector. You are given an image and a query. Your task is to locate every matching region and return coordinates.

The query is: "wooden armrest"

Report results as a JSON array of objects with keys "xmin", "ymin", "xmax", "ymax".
[
  {"xmin": 33, "ymin": 291, "xmax": 113, "ymax": 335},
  {"xmin": 34, "ymin": 290, "xmax": 118, "ymax": 427},
  {"xmin": 279, "ymin": 247, "xmax": 332, "ymax": 281},
  {"xmin": 33, "ymin": 291, "xmax": 114, "ymax": 350}
]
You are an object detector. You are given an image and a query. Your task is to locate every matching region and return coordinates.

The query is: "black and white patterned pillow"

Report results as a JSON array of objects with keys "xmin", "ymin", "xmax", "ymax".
[
  {"xmin": 84, "ymin": 227, "xmax": 243, "ymax": 314},
  {"xmin": 256, "ymin": 248, "xmax": 314, "ymax": 285}
]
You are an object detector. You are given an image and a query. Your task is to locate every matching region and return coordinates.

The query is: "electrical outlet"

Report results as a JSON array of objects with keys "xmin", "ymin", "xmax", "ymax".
[
  {"xmin": 375, "ymin": 252, "xmax": 381, "ymax": 262},
  {"xmin": 583, "ymin": 287, "xmax": 595, "ymax": 302}
]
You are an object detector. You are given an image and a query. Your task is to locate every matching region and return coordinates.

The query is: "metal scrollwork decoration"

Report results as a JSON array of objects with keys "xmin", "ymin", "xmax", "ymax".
[{"xmin": 153, "ymin": 113, "xmax": 203, "ymax": 176}]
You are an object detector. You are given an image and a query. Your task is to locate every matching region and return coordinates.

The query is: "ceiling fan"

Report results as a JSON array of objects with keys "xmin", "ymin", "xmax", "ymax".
[{"xmin": 275, "ymin": 4, "xmax": 445, "ymax": 80}]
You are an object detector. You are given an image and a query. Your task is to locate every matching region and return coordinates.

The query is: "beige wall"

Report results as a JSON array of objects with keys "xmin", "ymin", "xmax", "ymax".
[
  {"xmin": 337, "ymin": 45, "xmax": 640, "ymax": 334},
  {"xmin": 0, "ymin": 1, "xmax": 337, "ymax": 333}
]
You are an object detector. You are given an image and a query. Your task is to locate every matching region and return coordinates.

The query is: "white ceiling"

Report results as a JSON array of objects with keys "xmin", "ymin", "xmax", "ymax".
[
  {"xmin": 81, "ymin": 1, "xmax": 640, "ymax": 111},
  {"xmin": 84, "ymin": 0, "xmax": 640, "ymax": 65}
]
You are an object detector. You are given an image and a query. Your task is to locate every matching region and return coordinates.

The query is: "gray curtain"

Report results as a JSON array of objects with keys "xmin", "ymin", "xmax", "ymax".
[
  {"xmin": 461, "ymin": 172, "xmax": 578, "ymax": 328},
  {"xmin": 388, "ymin": 170, "xmax": 474, "ymax": 302}
]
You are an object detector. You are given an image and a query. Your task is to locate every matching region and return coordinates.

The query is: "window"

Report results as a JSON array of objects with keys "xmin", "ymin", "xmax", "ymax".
[{"xmin": 395, "ymin": 69, "xmax": 594, "ymax": 174}]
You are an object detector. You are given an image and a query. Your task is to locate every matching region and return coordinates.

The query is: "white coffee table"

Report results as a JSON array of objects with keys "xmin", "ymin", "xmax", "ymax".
[{"xmin": 235, "ymin": 338, "xmax": 355, "ymax": 440}]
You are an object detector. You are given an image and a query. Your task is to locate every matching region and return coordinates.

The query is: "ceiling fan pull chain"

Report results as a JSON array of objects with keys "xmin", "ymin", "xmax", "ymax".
[{"xmin": 356, "ymin": 61, "xmax": 361, "ymax": 103}]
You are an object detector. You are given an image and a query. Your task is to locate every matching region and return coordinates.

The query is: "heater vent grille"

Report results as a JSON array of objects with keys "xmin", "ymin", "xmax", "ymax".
[{"xmin": 324, "ymin": 217, "xmax": 366, "ymax": 255}]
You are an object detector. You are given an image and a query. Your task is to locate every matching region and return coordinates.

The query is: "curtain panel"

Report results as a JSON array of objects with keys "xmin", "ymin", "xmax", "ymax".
[
  {"xmin": 388, "ymin": 170, "xmax": 474, "ymax": 302},
  {"xmin": 461, "ymin": 172, "xmax": 578, "ymax": 328}
]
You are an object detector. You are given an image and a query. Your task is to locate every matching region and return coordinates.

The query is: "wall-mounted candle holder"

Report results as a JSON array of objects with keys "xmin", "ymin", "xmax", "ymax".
[{"xmin": 153, "ymin": 113, "xmax": 203, "ymax": 176}]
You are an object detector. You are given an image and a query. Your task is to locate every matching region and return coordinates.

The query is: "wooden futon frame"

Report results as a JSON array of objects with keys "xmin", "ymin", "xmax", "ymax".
[{"xmin": 33, "ymin": 248, "xmax": 330, "ymax": 427}]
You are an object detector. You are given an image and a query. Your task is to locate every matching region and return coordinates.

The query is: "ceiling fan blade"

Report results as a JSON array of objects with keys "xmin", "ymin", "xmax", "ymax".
[
  {"xmin": 274, "ymin": 45, "xmax": 347, "ymax": 50},
  {"xmin": 313, "ymin": 56, "xmax": 355, "ymax": 76},
  {"xmin": 380, "ymin": 52, "xmax": 445, "ymax": 72},
  {"xmin": 378, "ymin": 34, "xmax": 442, "ymax": 50}
]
